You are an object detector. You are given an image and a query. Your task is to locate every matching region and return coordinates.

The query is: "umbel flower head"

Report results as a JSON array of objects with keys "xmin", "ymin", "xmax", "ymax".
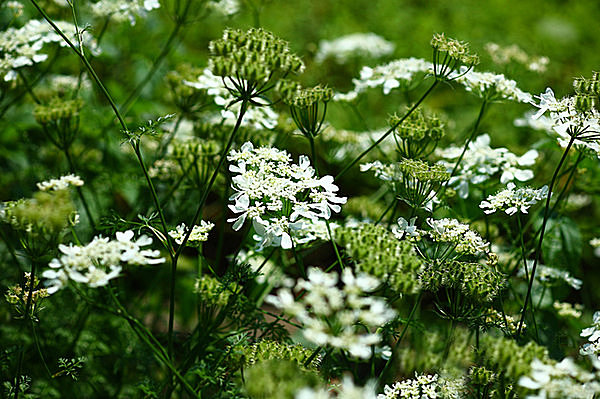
[
  {"xmin": 430, "ymin": 33, "xmax": 479, "ymax": 81},
  {"xmin": 208, "ymin": 28, "xmax": 304, "ymax": 103},
  {"xmin": 479, "ymin": 182, "xmax": 548, "ymax": 216},
  {"xmin": 227, "ymin": 142, "xmax": 346, "ymax": 250},
  {"xmin": 390, "ymin": 108, "xmax": 445, "ymax": 159},
  {"xmin": 531, "ymin": 72, "xmax": 600, "ymax": 153},
  {"xmin": 266, "ymin": 267, "xmax": 396, "ymax": 359},
  {"xmin": 281, "ymin": 83, "xmax": 333, "ymax": 138},
  {"xmin": 42, "ymin": 230, "xmax": 165, "ymax": 294}
]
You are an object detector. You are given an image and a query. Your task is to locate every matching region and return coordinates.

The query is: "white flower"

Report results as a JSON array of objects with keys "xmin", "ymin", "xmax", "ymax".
[
  {"xmin": 392, "ymin": 217, "xmax": 419, "ymax": 239},
  {"xmin": 518, "ymin": 261, "xmax": 582, "ymax": 290},
  {"xmin": 335, "ymin": 58, "xmax": 432, "ymax": 100},
  {"xmin": 437, "ymin": 134, "xmax": 538, "ymax": 199},
  {"xmin": 42, "ymin": 230, "xmax": 165, "ymax": 293},
  {"xmin": 425, "ymin": 218, "xmax": 490, "ymax": 256},
  {"xmin": 227, "ymin": 142, "xmax": 346, "ymax": 250},
  {"xmin": 452, "ymin": 66, "xmax": 532, "ymax": 103},
  {"xmin": 296, "ymin": 376, "xmax": 378, "ymax": 399},
  {"xmin": 37, "ymin": 174, "xmax": 84, "ymax": 191},
  {"xmin": 479, "ymin": 183, "xmax": 548, "ymax": 215},
  {"xmin": 206, "ymin": 0, "xmax": 239, "ymax": 16},
  {"xmin": 266, "ymin": 268, "xmax": 395, "ymax": 359},
  {"xmin": 168, "ymin": 221, "xmax": 214, "ymax": 246},
  {"xmin": 315, "ymin": 32, "xmax": 395, "ymax": 64},
  {"xmin": 91, "ymin": 0, "xmax": 160, "ymax": 25}
]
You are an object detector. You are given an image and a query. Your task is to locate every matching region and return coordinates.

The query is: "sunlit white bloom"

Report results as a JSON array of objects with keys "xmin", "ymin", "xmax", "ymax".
[
  {"xmin": 267, "ymin": 268, "xmax": 395, "ymax": 359},
  {"xmin": 315, "ymin": 32, "xmax": 395, "ymax": 64},
  {"xmin": 379, "ymin": 373, "xmax": 464, "ymax": 399},
  {"xmin": 581, "ymin": 311, "xmax": 600, "ymax": 360},
  {"xmin": 519, "ymin": 357, "xmax": 600, "ymax": 399},
  {"xmin": 227, "ymin": 142, "xmax": 346, "ymax": 250},
  {"xmin": 479, "ymin": 183, "xmax": 548, "ymax": 215},
  {"xmin": 590, "ymin": 238, "xmax": 600, "ymax": 258},
  {"xmin": 335, "ymin": 58, "xmax": 432, "ymax": 100},
  {"xmin": 37, "ymin": 174, "xmax": 84, "ymax": 191},
  {"xmin": 168, "ymin": 221, "xmax": 214, "ymax": 246},
  {"xmin": 530, "ymin": 87, "xmax": 600, "ymax": 154},
  {"xmin": 42, "ymin": 231, "xmax": 165, "ymax": 293},
  {"xmin": 91, "ymin": 0, "xmax": 160, "ymax": 25},
  {"xmin": 437, "ymin": 134, "xmax": 538, "ymax": 198},
  {"xmin": 452, "ymin": 66, "xmax": 532, "ymax": 102},
  {"xmin": 184, "ymin": 68, "xmax": 279, "ymax": 130}
]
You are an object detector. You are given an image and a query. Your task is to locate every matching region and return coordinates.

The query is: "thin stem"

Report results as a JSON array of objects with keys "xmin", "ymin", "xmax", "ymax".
[
  {"xmin": 64, "ymin": 147, "xmax": 96, "ymax": 230},
  {"xmin": 516, "ymin": 214, "xmax": 539, "ymax": 341},
  {"xmin": 335, "ymin": 80, "xmax": 438, "ymax": 179},
  {"xmin": 517, "ymin": 136, "xmax": 576, "ymax": 336},
  {"xmin": 448, "ymin": 100, "xmax": 488, "ymax": 180}
]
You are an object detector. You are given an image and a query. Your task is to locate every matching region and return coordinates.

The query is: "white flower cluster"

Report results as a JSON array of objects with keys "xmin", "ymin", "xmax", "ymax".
[
  {"xmin": 519, "ymin": 357, "xmax": 600, "ymax": 399},
  {"xmin": 531, "ymin": 88, "xmax": 600, "ymax": 153},
  {"xmin": 378, "ymin": 374, "xmax": 445, "ymax": 399},
  {"xmin": 518, "ymin": 261, "xmax": 582, "ymax": 290},
  {"xmin": 227, "ymin": 142, "xmax": 346, "ymax": 250},
  {"xmin": 37, "ymin": 174, "xmax": 84, "ymax": 192},
  {"xmin": 315, "ymin": 32, "xmax": 395, "ymax": 64},
  {"xmin": 485, "ymin": 42, "xmax": 549, "ymax": 73},
  {"xmin": 553, "ymin": 301, "xmax": 583, "ymax": 319},
  {"xmin": 42, "ymin": 231, "xmax": 165, "ymax": 294},
  {"xmin": 168, "ymin": 221, "xmax": 215, "ymax": 246},
  {"xmin": 266, "ymin": 267, "xmax": 396, "ymax": 359},
  {"xmin": 91, "ymin": 0, "xmax": 160, "ymax": 26},
  {"xmin": 296, "ymin": 376, "xmax": 377, "ymax": 399},
  {"xmin": 437, "ymin": 134, "xmax": 538, "ymax": 198},
  {"xmin": 452, "ymin": 66, "xmax": 532, "ymax": 103},
  {"xmin": 360, "ymin": 160, "xmax": 402, "ymax": 181},
  {"xmin": 479, "ymin": 182, "xmax": 548, "ymax": 216},
  {"xmin": 335, "ymin": 58, "xmax": 432, "ymax": 101},
  {"xmin": 207, "ymin": 0, "xmax": 239, "ymax": 16},
  {"xmin": 581, "ymin": 311, "xmax": 600, "ymax": 359},
  {"xmin": 0, "ymin": 20, "xmax": 98, "ymax": 82},
  {"xmin": 425, "ymin": 218, "xmax": 490, "ymax": 256},
  {"xmin": 184, "ymin": 68, "xmax": 279, "ymax": 130}
]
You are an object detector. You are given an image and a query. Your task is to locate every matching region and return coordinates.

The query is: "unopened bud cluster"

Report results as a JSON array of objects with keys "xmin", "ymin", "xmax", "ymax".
[
  {"xmin": 396, "ymin": 158, "xmax": 449, "ymax": 209},
  {"xmin": 283, "ymin": 85, "xmax": 333, "ymax": 108},
  {"xmin": 209, "ymin": 28, "xmax": 304, "ymax": 85},
  {"xmin": 431, "ymin": 33, "xmax": 479, "ymax": 66},
  {"xmin": 391, "ymin": 109, "xmax": 444, "ymax": 158},
  {"xmin": 33, "ymin": 97, "xmax": 83, "ymax": 124},
  {"xmin": 573, "ymin": 72, "xmax": 600, "ymax": 113},
  {"xmin": 5, "ymin": 272, "xmax": 49, "ymax": 320}
]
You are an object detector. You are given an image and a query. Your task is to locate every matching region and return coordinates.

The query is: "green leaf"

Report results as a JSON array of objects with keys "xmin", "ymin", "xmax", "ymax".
[{"xmin": 541, "ymin": 216, "xmax": 582, "ymax": 268}]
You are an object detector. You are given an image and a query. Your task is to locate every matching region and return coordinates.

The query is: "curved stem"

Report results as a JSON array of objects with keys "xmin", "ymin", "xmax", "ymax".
[{"xmin": 516, "ymin": 136, "xmax": 575, "ymax": 336}]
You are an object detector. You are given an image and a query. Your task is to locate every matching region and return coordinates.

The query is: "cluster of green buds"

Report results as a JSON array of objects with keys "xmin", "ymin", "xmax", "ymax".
[
  {"xmin": 573, "ymin": 71, "xmax": 600, "ymax": 113},
  {"xmin": 170, "ymin": 138, "xmax": 220, "ymax": 188},
  {"xmin": 5, "ymin": 272, "xmax": 49, "ymax": 321},
  {"xmin": 395, "ymin": 158, "xmax": 450, "ymax": 209},
  {"xmin": 390, "ymin": 108, "xmax": 445, "ymax": 159},
  {"xmin": 33, "ymin": 97, "xmax": 84, "ymax": 149},
  {"xmin": 420, "ymin": 259, "xmax": 505, "ymax": 306},
  {"xmin": 243, "ymin": 359, "xmax": 320, "ymax": 399},
  {"xmin": 209, "ymin": 28, "xmax": 304, "ymax": 103},
  {"xmin": 430, "ymin": 33, "xmax": 479, "ymax": 80},
  {"xmin": 468, "ymin": 366, "xmax": 496, "ymax": 393},
  {"xmin": 166, "ymin": 64, "xmax": 209, "ymax": 113},
  {"xmin": 194, "ymin": 275, "xmax": 240, "ymax": 308},
  {"xmin": 282, "ymin": 83, "xmax": 333, "ymax": 139},
  {"xmin": 1, "ymin": 190, "xmax": 77, "ymax": 256},
  {"xmin": 233, "ymin": 340, "xmax": 321, "ymax": 371},
  {"xmin": 335, "ymin": 223, "xmax": 424, "ymax": 294}
]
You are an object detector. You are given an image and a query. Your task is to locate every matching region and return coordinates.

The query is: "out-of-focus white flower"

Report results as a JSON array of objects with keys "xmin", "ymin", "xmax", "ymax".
[
  {"xmin": 37, "ymin": 174, "xmax": 84, "ymax": 191},
  {"xmin": 315, "ymin": 32, "xmax": 395, "ymax": 64},
  {"xmin": 206, "ymin": 0, "xmax": 239, "ymax": 16},
  {"xmin": 485, "ymin": 42, "xmax": 549, "ymax": 73},
  {"xmin": 266, "ymin": 268, "xmax": 395, "ymax": 359},
  {"xmin": 296, "ymin": 376, "xmax": 378, "ymax": 399},
  {"xmin": 518, "ymin": 261, "xmax": 582, "ymax": 290},
  {"xmin": 392, "ymin": 217, "xmax": 419, "ymax": 239},
  {"xmin": 91, "ymin": 0, "xmax": 160, "ymax": 25}
]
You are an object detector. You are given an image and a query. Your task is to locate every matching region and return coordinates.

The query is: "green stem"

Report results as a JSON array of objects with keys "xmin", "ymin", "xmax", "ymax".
[
  {"xmin": 448, "ymin": 100, "xmax": 488, "ymax": 180},
  {"xmin": 517, "ymin": 136, "xmax": 576, "ymax": 336},
  {"xmin": 335, "ymin": 80, "xmax": 438, "ymax": 179},
  {"xmin": 516, "ymin": 215, "xmax": 539, "ymax": 341},
  {"xmin": 64, "ymin": 147, "xmax": 96, "ymax": 230}
]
